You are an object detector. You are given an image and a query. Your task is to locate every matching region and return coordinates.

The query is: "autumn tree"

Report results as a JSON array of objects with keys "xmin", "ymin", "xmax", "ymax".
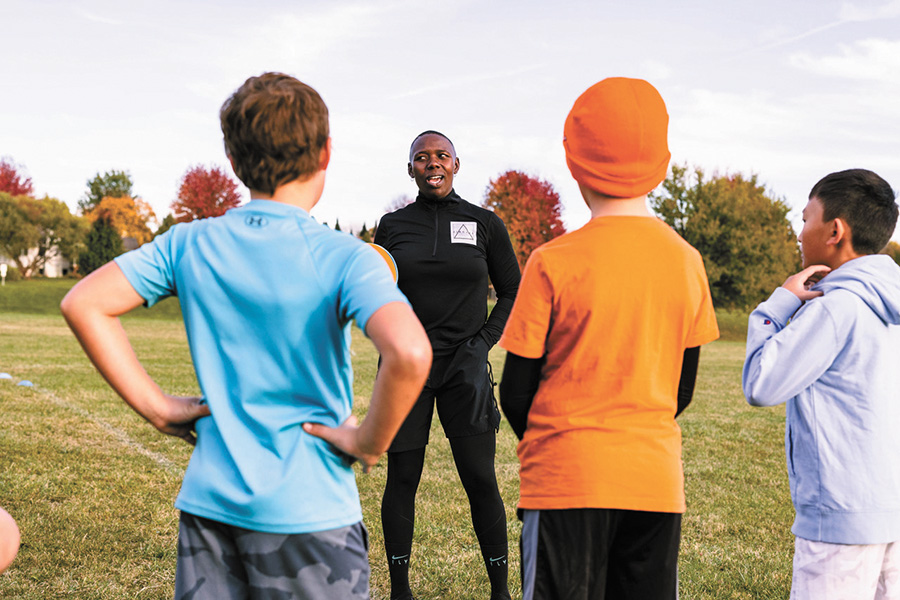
[
  {"xmin": 171, "ymin": 165, "xmax": 241, "ymax": 222},
  {"xmin": 79, "ymin": 216, "xmax": 124, "ymax": 275},
  {"xmin": 85, "ymin": 196, "xmax": 156, "ymax": 246},
  {"xmin": 80, "ymin": 170, "xmax": 135, "ymax": 213},
  {"xmin": 0, "ymin": 192, "xmax": 88, "ymax": 278},
  {"xmin": 0, "ymin": 157, "xmax": 34, "ymax": 197},
  {"xmin": 650, "ymin": 164, "xmax": 801, "ymax": 309},
  {"xmin": 358, "ymin": 223, "xmax": 373, "ymax": 243},
  {"xmin": 884, "ymin": 240, "xmax": 900, "ymax": 266},
  {"xmin": 155, "ymin": 213, "xmax": 177, "ymax": 237},
  {"xmin": 482, "ymin": 170, "xmax": 565, "ymax": 271}
]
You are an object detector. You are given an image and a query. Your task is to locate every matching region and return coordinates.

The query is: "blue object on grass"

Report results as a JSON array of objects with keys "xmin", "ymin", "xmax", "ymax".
[
  {"xmin": 17, "ymin": 380, "xmax": 33, "ymax": 387},
  {"xmin": 0, "ymin": 373, "xmax": 11, "ymax": 379}
]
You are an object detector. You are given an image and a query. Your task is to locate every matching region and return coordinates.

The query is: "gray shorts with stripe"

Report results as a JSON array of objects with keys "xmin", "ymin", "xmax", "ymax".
[{"xmin": 175, "ymin": 511, "xmax": 369, "ymax": 600}]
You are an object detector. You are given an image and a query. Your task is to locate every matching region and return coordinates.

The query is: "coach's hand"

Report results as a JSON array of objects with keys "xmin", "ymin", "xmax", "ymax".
[{"xmin": 303, "ymin": 415, "xmax": 380, "ymax": 473}]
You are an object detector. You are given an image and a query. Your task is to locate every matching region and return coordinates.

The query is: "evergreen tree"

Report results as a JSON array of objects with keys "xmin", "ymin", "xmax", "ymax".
[
  {"xmin": 79, "ymin": 216, "xmax": 124, "ymax": 275},
  {"xmin": 155, "ymin": 213, "xmax": 177, "ymax": 237},
  {"xmin": 80, "ymin": 170, "xmax": 135, "ymax": 214},
  {"xmin": 358, "ymin": 223, "xmax": 372, "ymax": 243}
]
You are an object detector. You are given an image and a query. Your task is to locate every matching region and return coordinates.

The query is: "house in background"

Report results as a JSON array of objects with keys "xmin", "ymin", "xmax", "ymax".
[
  {"xmin": 0, "ymin": 251, "xmax": 72, "ymax": 278},
  {"xmin": 0, "ymin": 235, "xmax": 141, "ymax": 278}
]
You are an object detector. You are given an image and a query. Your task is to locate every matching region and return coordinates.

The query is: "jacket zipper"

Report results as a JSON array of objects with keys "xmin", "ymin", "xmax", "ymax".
[{"xmin": 432, "ymin": 208, "xmax": 439, "ymax": 257}]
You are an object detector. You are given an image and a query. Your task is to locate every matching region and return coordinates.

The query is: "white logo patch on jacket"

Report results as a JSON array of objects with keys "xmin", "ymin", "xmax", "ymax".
[{"xmin": 450, "ymin": 221, "xmax": 477, "ymax": 245}]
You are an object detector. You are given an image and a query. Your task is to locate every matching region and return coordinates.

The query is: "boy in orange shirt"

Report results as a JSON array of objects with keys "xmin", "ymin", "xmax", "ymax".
[{"xmin": 499, "ymin": 78, "xmax": 719, "ymax": 600}]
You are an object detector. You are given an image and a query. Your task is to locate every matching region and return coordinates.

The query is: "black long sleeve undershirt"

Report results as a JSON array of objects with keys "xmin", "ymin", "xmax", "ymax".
[
  {"xmin": 499, "ymin": 347, "xmax": 702, "ymax": 441},
  {"xmin": 498, "ymin": 353, "xmax": 544, "ymax": 440},
  {"xmin": 676, "ymin": 346, "xmax": 700, "ymax": 417}
]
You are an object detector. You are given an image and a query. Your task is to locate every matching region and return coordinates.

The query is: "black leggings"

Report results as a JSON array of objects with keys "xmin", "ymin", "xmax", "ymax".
[{"xmin": 381, "ymin": 431, "xmax": 508, "ymax": 596}]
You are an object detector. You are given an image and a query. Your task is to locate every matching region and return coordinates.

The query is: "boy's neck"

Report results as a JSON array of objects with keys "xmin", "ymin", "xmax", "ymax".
[
  {"xmin": 827, "ymin": 244, "xmax": 864, "ymax": 270},
  {"xmin": 249, "ymin": 170, "xmax": 326, "ymax": 213},
  {"xmin": 580, "ymin": 183, "xmax": 653, "ymax": 219}
]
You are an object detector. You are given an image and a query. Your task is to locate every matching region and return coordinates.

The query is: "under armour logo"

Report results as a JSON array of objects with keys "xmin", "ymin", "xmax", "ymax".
[
  {"xmin": 245, "ymin": 215, "xmax": 268, "ymax": 228},
  {"xmin": 450, "ymin": 221, "xmax": 477, "ymax": 245}
]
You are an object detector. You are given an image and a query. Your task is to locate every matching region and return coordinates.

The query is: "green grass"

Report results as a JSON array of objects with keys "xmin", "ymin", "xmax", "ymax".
[
  {"xmin": 0, "ymin": 280, "xmax": 792, "ymax": 598},
  {"xmin": 715, "ymin": 308, "xmax": 750, "ymax": 342},
  {"xmin": 0, "ymin": 278, "xmax": 183, "ymax": 319}
]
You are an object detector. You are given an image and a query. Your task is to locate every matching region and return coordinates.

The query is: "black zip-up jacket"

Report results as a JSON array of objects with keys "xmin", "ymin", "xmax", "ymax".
[{"xmin": 375, "ymin": 190, "xmax": 521, "ymax": 355}]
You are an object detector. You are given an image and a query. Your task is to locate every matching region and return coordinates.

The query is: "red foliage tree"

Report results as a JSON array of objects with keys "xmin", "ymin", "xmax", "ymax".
[
  {"xmin": 482, "ymin": 170, "xmax": 565, "ymax": 270},
  {"xmin": 171, "ymin": 165, "xmax": 241, "ymax": 222},
  {"xmin": 0, "ymin": 157, "xmax": 34, "ymax": 197}
]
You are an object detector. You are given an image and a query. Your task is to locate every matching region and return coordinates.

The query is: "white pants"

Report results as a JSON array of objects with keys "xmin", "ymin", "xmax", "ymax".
[{"xmin": 791, "ymin": 537, "xmax": 900, "ymax": 600}]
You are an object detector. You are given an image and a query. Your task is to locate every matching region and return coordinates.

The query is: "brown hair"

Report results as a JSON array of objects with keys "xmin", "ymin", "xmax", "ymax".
[
  {"xmin": 810, "ymin": 169, "xmax": 898, "ymax": 255},
  {"xmin": 220, "ymin": 73, "xmax": 329, "ymax": 195}
]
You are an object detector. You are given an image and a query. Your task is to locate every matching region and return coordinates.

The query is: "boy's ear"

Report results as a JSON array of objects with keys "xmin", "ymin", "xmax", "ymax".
[
  {"xmin": 828, "ymin": 218, "xmax": 850, "ymax": 247},
  {"xmin": 319, "ymin": 138, "xmax": 332, "ymax": 171}
]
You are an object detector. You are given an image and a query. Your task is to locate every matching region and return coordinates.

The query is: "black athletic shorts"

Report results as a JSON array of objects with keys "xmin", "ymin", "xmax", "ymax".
[
  {"xmin": 520, "ymin": 508, "xmax": 681, "ymax": 600},
  {"xmin": 388, "ymin": 336, "xmax": 500, "ymax": 453}
]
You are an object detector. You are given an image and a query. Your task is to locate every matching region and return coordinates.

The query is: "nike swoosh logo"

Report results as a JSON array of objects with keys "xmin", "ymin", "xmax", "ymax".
[
  {"xmin": 489, "ymin": 556, "xmax": 507, "ymax": 563},
  {"xmin": 391, "ymin": 554, "xmax": 409, "ymax": 561}
]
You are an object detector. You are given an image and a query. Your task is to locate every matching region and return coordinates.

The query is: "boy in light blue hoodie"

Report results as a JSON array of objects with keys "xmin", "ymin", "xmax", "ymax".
[{"xmin": 743, "ymin": 168, "xmax": 900, "ymax": 599}]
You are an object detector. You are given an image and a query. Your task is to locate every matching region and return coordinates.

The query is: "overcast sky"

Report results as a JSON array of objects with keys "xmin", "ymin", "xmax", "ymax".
[{"xmin": 3, "ymin": 0, "xmax": 899, "ymax": 240}]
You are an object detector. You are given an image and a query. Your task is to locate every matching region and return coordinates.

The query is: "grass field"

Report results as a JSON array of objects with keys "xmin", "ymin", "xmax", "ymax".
[{"xmin": 0, "ymin": 279, "xmax": 792, "ymax": 599}]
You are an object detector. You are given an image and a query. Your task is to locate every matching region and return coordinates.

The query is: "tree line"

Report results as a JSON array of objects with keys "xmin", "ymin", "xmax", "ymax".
[
  {"xmin": 0, "ymin": 159, "xmax": 240, "ymax": 278},
  {"xmin": 1, "ymin": 156, "xmax": 898, "ymax": 309}
]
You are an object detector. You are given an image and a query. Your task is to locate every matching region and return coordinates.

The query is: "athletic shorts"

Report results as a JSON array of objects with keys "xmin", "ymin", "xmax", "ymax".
[
  {"xmin": 389, "ymin": 336, "xmax": 500, "ymax": 453},
  {"xmin": 791, "ymin": 536, "xmax": 900, "ymax": 600},
  {"xmin": 174, "ymin": 512, "xmax": 370, "ymax": 600},
  {"xmin": 520, "ymin": 508, "xmax": 681, "ymax": 600}
]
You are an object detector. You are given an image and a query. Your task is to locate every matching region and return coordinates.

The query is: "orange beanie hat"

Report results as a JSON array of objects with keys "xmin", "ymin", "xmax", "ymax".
[{"xmin": 564, "ymin": 77, "xmax": 670, "ymax": 198}]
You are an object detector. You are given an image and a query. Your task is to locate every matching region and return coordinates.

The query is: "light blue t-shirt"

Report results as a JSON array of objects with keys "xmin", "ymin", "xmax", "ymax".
[{"xmin": 115, "ymin": 199, "xmax": 407, "ymax": 534}]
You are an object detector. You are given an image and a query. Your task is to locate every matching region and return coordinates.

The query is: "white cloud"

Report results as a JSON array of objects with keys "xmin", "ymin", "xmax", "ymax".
[
  {"xmin": 838, "ymin": 0, "xmax": 900, "ymax": 21},
  {"xmin": 638, "ymin": 60, "xmax": 674, "ymax": 81},
  {"xmin": 77, "ymin": 10, "xmax": 123, "ymax": 26},
  {"xmin": 665, "ymin": 82, "xmax": 899, "ymax": 241},
  {"xmin": 387, "ymin": 63, "xmax": 549, "ymax": 101},
  {"xmin": 790, "ymin": 38, "xmax": 900, "ymax": 84}
]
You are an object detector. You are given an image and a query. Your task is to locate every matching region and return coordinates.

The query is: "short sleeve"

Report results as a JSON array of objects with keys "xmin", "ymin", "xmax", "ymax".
[
  {"xmin": 337, "ymin": 242, "xmax": 409, "ymax": 334},
  {"xmin": 499, "ymin": 250, "xmax": 553, "ymax": 359},
  {"xmin": 113, "ymin": 228, "xmax": 178, "ymax": 307},
  {"xmin": 684, "ymin": 254, "xmax": 720, "ymax": 347}
]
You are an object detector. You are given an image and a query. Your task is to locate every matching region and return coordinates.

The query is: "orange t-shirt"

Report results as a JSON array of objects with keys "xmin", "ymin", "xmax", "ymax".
[{"xmin": 499, "ymin": 216, "xmax": 719, "ymax": 513}]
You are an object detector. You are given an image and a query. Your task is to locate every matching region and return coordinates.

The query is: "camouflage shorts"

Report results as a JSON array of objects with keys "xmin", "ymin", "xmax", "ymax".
[
  {"xmin": 174, "ymin": 511, "xmax": 369, "ymax": 600},
  {"xmin": 791, "ymin": 536, "xmax": 900, "ymax": 600}
]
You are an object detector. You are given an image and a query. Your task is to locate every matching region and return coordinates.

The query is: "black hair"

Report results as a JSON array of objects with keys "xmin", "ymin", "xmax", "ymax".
[
  {"xmin": 809, "ymin": 169, "xmax": 898, "ymax": 255},
  {"xmin": 408, "ymin": 130, "xmax": 455, "ymax": 161}
]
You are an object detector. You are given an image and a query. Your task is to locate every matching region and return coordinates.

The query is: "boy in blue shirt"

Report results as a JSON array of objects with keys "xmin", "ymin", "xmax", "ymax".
[
  {"xmin": 743, "ymin": 169, "xmax": 900, "ymax": 598},
  {"xmin": 61, "ymin": 72, "xmax": 432, "ymax": 599}
]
